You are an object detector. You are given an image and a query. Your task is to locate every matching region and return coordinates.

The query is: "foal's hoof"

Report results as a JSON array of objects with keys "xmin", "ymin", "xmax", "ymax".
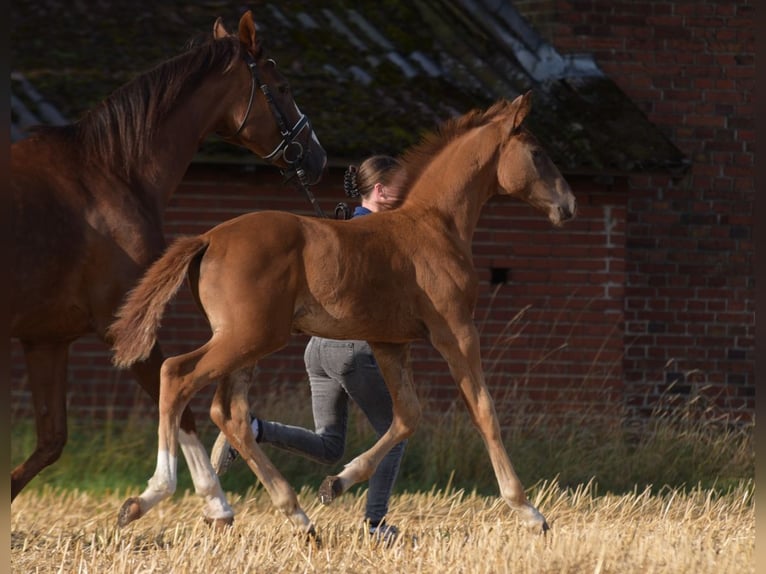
[
  {"xmin": 117, "ymin": 497, "xmax": 143, "ymax": 527},
  {"xmin": 318, "ymin": 476, "xmax": 343, "ymax": 505},
  {"xmin": 204, "ymin": 515, "xmax": 235, "ymax": 531},
  {"xmin": 524, "ymin": 509, "xmax": 550, "ymax": 535},
  {"xmin": 305, "ymin": 525, "xmax": 322, "ymax": 548}
]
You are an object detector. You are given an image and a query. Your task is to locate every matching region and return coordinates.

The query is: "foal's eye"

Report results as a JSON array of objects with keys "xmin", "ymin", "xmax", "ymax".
[
  {"xmin": 278, "ymin": 84, "xmax": 290, "ymax": 95},
  {"xmin": 531, "ymin": 149, "xmax": 543, "ymax": 160}
]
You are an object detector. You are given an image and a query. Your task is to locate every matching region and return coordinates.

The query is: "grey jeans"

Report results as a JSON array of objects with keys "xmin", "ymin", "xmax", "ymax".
[{"xmin": 259, "ymin": 337, "xmax": 406, "ymax": 524}]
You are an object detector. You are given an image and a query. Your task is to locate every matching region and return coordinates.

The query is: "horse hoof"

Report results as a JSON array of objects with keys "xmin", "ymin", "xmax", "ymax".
[
  {"xmin": 305, "ymin": 525, "xmax": 322, "ymax": 548},
  {"xmin": 117, "ymin": 497, "xmax": 143, "ymax": 527},
  {"xmin": 525, "ymin": 514, "xmax": 550, "ymax": 535},
  {"xmin": 204, "ymin": 515, "xmax": 235, "ymax": 531},
  {"xmin": 318, "ymin": 476, "xmax": 343, "ymax": 505}
]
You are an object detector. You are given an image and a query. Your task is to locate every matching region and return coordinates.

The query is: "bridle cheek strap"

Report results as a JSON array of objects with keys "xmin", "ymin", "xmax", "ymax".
[{"xmin": 232, "ymin": 59, "xmax": 258, "ymax": 137}]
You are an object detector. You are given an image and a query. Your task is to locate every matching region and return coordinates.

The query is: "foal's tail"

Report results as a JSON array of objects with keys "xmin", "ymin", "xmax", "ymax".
[{"xmin": 109, "ymin": 235, "xmax": 209, "ymax": 368}]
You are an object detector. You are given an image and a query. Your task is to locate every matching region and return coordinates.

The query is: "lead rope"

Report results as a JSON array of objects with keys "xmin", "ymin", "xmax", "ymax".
[{"xmin": 292, "ymin": 168, "xmax": 351, "ymax": 220}]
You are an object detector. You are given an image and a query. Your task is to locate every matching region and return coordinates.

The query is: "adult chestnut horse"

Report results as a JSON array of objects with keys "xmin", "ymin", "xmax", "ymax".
[
  {"xmin": 109, "ymin": 93, "xmax": 575, "ymax": 536},
  {"xmin": 10, "ymin": 9, "xmax": 326, "ymax": 521}
]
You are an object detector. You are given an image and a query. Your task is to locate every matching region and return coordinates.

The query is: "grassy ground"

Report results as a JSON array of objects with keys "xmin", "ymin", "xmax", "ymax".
[
  {"xmin": 11, "ymin": 389, "xmax": 754, "ymax": 572},
  {"xmin": 11, "ymin": 480, "xmax": 753, "ymax": 573}
]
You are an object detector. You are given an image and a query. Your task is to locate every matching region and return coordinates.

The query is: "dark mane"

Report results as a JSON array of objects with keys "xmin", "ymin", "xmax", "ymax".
[
  {"xmin": 73, "ymin": 35, "xmax": 241, "ymax": 178},
  {"xmin": 397, "ymin": 99, "xmax": 511, "ymax": 192}
]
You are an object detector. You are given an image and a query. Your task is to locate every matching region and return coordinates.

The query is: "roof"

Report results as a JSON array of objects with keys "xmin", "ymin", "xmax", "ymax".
[{"xmin": 11, "ymin": 0, "xmax": 689, "ymax": 176}]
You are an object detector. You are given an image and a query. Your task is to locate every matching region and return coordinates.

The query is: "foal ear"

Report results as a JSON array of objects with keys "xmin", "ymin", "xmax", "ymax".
[
  {"xmin": 238, "ymin": 10, "xmax": 263, "ymax": 58},
  {"xmin": 508, "ymin": 91, "xmax": 533, "ymax": 134},
  {"xmin": 213, "ymin": 17, "xmax": 229, "ymax": 39}
]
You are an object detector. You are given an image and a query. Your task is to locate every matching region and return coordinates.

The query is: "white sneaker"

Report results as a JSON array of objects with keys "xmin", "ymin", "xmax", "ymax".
[{"xmin": 367, "ymin": 522, "xmax": 399, "ymax": 546}]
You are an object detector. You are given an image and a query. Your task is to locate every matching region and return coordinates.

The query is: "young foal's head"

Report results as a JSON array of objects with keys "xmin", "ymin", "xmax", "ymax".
[{"xmin": 495, "ymin": 92, "xmax": 576, "ymax": 226}]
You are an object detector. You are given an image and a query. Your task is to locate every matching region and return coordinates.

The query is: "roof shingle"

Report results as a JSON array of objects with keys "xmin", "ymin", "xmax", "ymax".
[{"xmin": 10, "ymin": 1, "xmax": 689, "ymax": 175}]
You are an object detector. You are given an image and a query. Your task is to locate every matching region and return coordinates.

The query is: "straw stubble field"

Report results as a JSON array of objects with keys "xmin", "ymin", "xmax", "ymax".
[{"xmin": 11, "ymin": 479, "xmax": 753, "ymax": 574}]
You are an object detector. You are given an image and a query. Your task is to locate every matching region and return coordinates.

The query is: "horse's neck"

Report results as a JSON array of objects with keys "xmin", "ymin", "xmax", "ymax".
[
  {"xmin": 142, "ymin": 118, "xmax": 203, "ymax": 210},
  {"xmin": 412, "ymin": 130, "xmax": 498, "ymax": 243},
  {"xmin": 125, "ymin": 76, "xmax": 231, "ymax": 215},
  {"xmin": 135, "ymin": 93, "xmax": 224, "ymax": 209}
]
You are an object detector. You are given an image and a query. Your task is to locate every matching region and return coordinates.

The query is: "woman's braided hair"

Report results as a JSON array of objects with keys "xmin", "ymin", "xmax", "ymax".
[
  {"xmin": 343, "ymin": 155, "xmax": 402, "ymax": 199},
  {"xmin": 343, "ymin": 165, "xmax": 360, "ymax": 198}
]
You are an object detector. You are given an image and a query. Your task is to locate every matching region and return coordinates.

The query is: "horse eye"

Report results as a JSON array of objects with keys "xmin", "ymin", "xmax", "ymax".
[{"xmin": 279, "ymin": 84, "xmax": 290, "ymax": 95}]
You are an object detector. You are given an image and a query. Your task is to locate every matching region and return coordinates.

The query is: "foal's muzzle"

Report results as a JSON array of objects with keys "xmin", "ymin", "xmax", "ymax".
[{"xmin": 558, "ymin": 201, "xmax": 576, "ymax": 222}]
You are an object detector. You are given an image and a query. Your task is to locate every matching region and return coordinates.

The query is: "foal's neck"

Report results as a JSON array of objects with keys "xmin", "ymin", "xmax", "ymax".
[{"xmin": 413, "ymin": 127, "xmax": 499, "ymax": 244}]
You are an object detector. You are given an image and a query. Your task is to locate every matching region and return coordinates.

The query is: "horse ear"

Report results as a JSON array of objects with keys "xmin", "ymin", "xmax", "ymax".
[
  {"xmin": 213, "ymin": 17, "xmax": 229, "ymax": 39},
  {"xmin": 238, "ymin": 10, "xmax": 263, "ymax": 58},
  {"xmin": 508, "ymin": 91, "xmax": 533, "ymax": 133}
]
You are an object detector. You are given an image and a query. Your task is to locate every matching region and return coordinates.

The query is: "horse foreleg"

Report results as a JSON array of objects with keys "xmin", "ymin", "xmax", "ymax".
[
  {"xmin": 127, "ymin": 343, "xmax": 233, "ymax": 526},
  {"xmin": 318, "ymin": 343, "xmax": 420, "ymax": 503},
  {"xmin": 12, "ymin": 342, "xmax": 69, "ymax": 500},
  {"xmin": 210, "ymin": 368, "xmax": 315, "ymax": 537},
  {"xmin": 435, "ymin": 323, "xmax": 549, "ymax": 534}
]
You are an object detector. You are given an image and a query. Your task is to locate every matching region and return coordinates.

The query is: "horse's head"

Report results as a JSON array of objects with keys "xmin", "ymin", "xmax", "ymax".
[
  {"xmin": 496, "ymin": 92, "xmax": 576, "ymax": 226},
  {"xmin": 215, "ymin": 11, "xmax": 327, "ymax": 185}
]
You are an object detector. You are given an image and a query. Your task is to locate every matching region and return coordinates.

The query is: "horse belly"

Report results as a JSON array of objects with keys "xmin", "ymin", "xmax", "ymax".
[
  {"xmin": 292, "ymin": 305, "xmax": 425, "ymax": 343},
  {"xmin": 11, "ymin": 299, "xmax": 91, "ymax": 341}
]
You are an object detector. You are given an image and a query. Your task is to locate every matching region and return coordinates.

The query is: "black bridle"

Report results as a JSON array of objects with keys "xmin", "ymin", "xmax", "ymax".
[
  {"xmin": 232, "ymin": 53, "xmax": 311, "ymax": 170},
  {"xmin": 232, "ymin": 52, "xmax": 348, "ymax": 219}
]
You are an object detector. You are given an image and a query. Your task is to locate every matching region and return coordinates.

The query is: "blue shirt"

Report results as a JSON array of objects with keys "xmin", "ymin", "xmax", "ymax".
[{"xmin": 353, "ymin": 206, "xmax": 373, "ymax": 218}]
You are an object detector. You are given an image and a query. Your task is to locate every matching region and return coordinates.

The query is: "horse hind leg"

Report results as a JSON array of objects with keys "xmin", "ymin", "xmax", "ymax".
[
  {"xmin": 210, "ymin": 367, "xmax": 316, "ymax": 537},
  {"xmin": 12, "ymin": 342, "xmax": 70, "ymax": 500},
  {"xmin": 127, "ymin": 343, "xmax": 233, "ymax": 527}
]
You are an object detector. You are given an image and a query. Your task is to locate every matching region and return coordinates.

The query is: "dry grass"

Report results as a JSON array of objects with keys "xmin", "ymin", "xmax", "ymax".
[{"xmin": 11, "ymin": 479, "xmax": 753, "ymax": 574}]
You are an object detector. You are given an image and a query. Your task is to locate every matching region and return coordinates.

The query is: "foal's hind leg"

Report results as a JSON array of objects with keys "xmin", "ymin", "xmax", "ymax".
[
  {"xmin": 128, "ymin": 343, "xmax": 233, "ymax": 525},
  {"xmin": 119, "ymin": 341, "xmax": 236, "ymax": 527},
  {"xmin": 210, "ymin": 367, "xmax": 315, "ymax": 536},
  {"xmin": 319, "ymin": 343, "xmax": 421, "ymax": 503},
  {"xmin": 11, "ymin": 342, "xmax": 69, "ymax": 500}
]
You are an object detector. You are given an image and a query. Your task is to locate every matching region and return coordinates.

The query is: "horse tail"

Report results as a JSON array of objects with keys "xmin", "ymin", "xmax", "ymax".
[{"xmin": 109, "ymin": 235, "xmax": 209, "ymax": 368}]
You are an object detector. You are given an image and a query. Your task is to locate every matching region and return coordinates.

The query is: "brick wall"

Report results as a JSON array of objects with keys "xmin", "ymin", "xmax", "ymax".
[
  {"xmin": 10, "ymin": 166, "xmax": 626, "ymax": 426},
  {"xmin": 11, "ymin": 1, "xmax": 752, "ymax": 427},
  {"xmin": 516, "ymin": 0, "xmax": 755, "ymax": 420}
]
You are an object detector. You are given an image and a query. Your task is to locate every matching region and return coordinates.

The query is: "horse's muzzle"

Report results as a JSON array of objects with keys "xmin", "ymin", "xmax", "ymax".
[{"xmin": 300, "ymin": 135, "xmax": 327, "ymax": 185}]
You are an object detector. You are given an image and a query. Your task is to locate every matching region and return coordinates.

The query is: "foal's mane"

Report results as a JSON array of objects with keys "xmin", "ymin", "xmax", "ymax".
[
  {"xmin": 397, "ymin": 99, "xmax": 511, "ymax": 192},
  {"xmin": 66, "ymin": 35, "xmax": 242, "ymax": 177}
]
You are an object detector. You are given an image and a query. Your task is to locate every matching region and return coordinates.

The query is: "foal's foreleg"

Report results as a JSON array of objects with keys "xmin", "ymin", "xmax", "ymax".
[
  {"xmin": 210, "ymin": 368, "xmax": 315, "ymax": 536},
  {"xmin": 319, "ymin": 343, "xmax": 420, "ymax": 503},
  {"xmin": 128, "ymin": 343, "xmax": 233, "ymax": 526},
  {"xmin": 435, "ymin": 324, "xmax": 548, "ymax": 534}
]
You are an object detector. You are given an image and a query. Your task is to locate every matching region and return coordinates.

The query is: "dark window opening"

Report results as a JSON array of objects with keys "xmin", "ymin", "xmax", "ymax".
[{"xmin": 490, "ymin": 267, "xmax": 509, "ymax": 285}]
